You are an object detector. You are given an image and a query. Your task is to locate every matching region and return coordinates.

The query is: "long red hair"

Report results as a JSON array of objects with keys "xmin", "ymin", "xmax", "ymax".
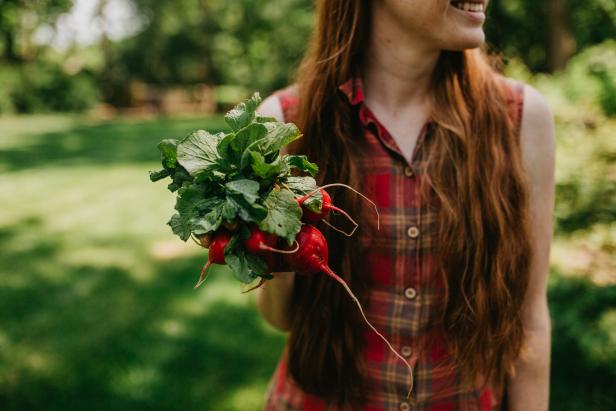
[{"xmin": 286, "ymin": 1, "xmax": 532, "ymax": 408}]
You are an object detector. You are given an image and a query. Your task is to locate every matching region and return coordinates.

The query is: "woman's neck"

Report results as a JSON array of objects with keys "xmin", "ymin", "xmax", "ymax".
[{"xmin": 362, "ymin": 9, "xmax": 441, "ymax": 112}]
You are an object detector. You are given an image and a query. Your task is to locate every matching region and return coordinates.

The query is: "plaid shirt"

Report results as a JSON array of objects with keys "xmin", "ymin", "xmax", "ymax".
[{"xmin": 264, "ymin": 76, "xmax": 525, "ymax": 411}]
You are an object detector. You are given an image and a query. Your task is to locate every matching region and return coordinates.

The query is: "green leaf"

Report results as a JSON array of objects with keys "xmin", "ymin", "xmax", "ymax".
[
  {"xmin": 217, "ymin": 132, "xmax": 235, "ymax": 159},
  {"xmin": 224, "ymin": 93, "xmax": 262, "ymax": 131},
  {"xmin": 171, "ymin": 186, "xmax": 224, "ymax": 239},
  {"xmin": 255, "ymin": 114, "xmax": 277, "ymax": 123},
  {"xmin": 245, "ymin": 253, "xmax": 269, "ymax": 277},
  {"xmin": 232, "ymin": 123, "xmax": 268, "ymax": 153},
  {"xmin": 224, "ymin": 235, "xmax": 259, "ymax": 284},
  {"xmin": 283, "ymin": 176, "xmax": 322, "ymax": 212},
  {"xmin": 283, "ymin": 155, "xmax": 319, "ymax": 177},
  {"xmin": 177, "ymin": 130, "xmax": 224, "ymax": 176},
  {"xmin": 189, "ymin": 197, "xmax": 226, "ymax": 235},
  {"xmin": 158, "ymin": 139, "xmax": 179, "ymax": 169},
  {"xmin": 226, "ymin": 195, "xmax": 268, "ymax": 223},
  {"xmin": 167, "ymin": 213, "xmax": 191, "ymax": 241},
  {"xmin": 167, "ymin": 167, "xmax": 193, "ymax": 192},
  {"xmin": 149, "ymin": 168, "xmax": 170, "ymax": 182},
  {"xmin": 258, "ymin": 122, "xmax": 301, "ymax": 154},
  {"xmin": 258, "ymin": 188, "xmax": 302, "ymax": 245},
  {"xmin": 248, "ymin": 151, "xmax": 282, "ymax": 179},
  {"xmin": 225, "ymin": 252, "xmax": 256, "ymax": 283},
  {"xmin": 222, "ymin": 198, "xmax": 239, "ymax": 221},
  {"xmin": 225, "ymin": 179, "xmax": 267, "ymax": 222},
  {"xmin": 225, "ymin": 179, "xmax": 261, "ymax": 203}
]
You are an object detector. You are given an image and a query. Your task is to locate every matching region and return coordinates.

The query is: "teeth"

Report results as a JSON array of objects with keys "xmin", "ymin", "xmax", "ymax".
[{"xmin": 453, "ymin": 2, "xmax": 485, "ymax": 12}]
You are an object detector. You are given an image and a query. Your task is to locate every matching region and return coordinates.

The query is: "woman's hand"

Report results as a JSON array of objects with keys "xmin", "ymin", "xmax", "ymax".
[
  {"xmin": 198, "ymin": 233, "xmax": 212, "ymax": 248},
  {"xmin": 196, "ymin": 230, "xmax": 293, "ymax": 272},
  {"xmin": 196, "ymin": 228, "xmax": 295, "ymax": 332},
  {"xmin": 197, "ymin": 220, "xmax": 239, "ymax": 248}
]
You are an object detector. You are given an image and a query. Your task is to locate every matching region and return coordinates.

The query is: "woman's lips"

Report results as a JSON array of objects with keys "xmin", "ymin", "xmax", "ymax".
[{"xmin": 451, "ymin": 1, "xmax": 485, "ymax": 13}]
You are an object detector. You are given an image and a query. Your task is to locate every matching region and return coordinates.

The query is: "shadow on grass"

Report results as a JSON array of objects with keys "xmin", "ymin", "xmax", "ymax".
[
  {"xmin": 548, "ymin": 274, "xmax": 616, "ymax": 411},
  {"xmin": 0, "ymin": 217, "xmax": 285, "ymax": 411},
  {"xmin": 0, "ymin": 116, "xmax": 228, "ymax": 172}
]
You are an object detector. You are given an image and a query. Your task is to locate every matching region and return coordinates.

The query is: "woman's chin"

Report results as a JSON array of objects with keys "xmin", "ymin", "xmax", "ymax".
[{"xmin": 444, "ymin": 32, "xmax": 485, "ymax": 51}]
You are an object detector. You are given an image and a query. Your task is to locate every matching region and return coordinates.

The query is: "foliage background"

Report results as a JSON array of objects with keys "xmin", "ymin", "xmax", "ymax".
[{"xmin": 0, "ymin": 1, "xmax": 614, "ymax": 410}]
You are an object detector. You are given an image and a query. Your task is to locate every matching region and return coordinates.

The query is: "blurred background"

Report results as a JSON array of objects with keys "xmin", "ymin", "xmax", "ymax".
[{"xmin": 0, "ymin": 1, "xmax": 614, "ymax": 410}]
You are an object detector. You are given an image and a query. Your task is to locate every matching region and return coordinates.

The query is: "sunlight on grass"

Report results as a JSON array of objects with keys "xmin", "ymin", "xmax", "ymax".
[
  {"xmin": 220, "ymin": 382, "xmax": 269, "ymax": 411},
  {"xmin": 158, "ymin": 318, "xmax": 190, "ymax": 339},
  {"xmin": 150, "ymin": 239, "xmax": 198, "ymax": 260},
  {"xmin": 0, "ymin": 115, "xmax": 81, "ymax": 149},
  {"xmin": 168, "ymin": 270, "xmax": 253, "ymax": 317},
  {"xmin": 0, "ymin": 114, "xmax": 287, "ymax": 411},
  {"xmin": 110, "ymin": 364, "xmax": 162, "ymax": 401}
]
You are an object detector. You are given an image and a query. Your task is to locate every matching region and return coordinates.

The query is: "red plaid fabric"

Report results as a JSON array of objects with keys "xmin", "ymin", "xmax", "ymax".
[{"xmin": 263, "ymin": 76, "xmax": 525, "ymax": 411}]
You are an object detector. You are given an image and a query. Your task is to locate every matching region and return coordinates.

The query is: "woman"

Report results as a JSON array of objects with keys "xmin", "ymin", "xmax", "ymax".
[{"xmin": 255, "ymin": 0, "xmax": 554, "ymax": 410}]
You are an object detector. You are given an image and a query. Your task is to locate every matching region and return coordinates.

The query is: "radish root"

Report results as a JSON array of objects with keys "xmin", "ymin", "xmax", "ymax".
[
  {"xmin": 241, "ymin": 277, "xmax": 267, "ymax": 294},
  {"xmin": 325, "ymin": 204, "xmax": 359, "ymax": 236},
  {"xmin": 322, "ymin": 219, "xmax": 357, "ymax": 237},
  {"xmin": 261, "ymin": 240, "xmax": 300, "ymax": 254},
  {"xmin": 191, "ymin": 234, "xmax": 204, "ymax": 247},
  {"xmin": 322, "ymin": 265, "xmax": 414, "ymax": 399},
  {"xmin": 299, "ymin": 183, "xmax": 381, "ymax": 231},
  {"xmin": 194, "ymin": 261, "xmax": 211, "ymax": 289}
]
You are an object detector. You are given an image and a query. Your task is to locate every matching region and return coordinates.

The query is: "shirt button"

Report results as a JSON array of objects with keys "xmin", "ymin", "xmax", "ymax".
[
  {"xmin": 399, "ymin": 401, "xmax": 411, "ymax": 411},
  {"xmin": 404, "ymin": 287, "xmax": 417, "ymax": 300},
  {"xmin": 407, "ymin": 226, "xmax": 420, "ymax": 238},
  {"xmin": 404, "ymin": 165, "xmax": 415, "ymax": 177},
  {"xmin": 401, "ymin": 346, "xmax": 413, "ymax": 357}
]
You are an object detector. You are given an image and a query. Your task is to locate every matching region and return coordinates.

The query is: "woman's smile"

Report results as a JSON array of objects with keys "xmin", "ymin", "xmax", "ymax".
[{"xmin": 450, "ymin": 1, "xmax": 486, "ymax": 24}]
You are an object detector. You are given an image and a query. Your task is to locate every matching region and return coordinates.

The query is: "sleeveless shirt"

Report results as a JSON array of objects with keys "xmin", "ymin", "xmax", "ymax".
[{"xmin": 263, "ymin": 75, "xmax": 525, "ymax": 411}]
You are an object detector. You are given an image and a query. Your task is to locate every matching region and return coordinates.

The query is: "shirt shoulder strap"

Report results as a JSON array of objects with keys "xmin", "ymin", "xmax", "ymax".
[
  {"xmin": 500, "ymin": 77, "xmax": 526, "ymax": 136},
  {"xmin": 273, "ymin": 84, "xmax": 300, "ymax": 123}
]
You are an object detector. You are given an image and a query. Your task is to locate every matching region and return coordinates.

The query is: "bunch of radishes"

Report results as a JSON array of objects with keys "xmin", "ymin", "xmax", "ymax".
[
  {"xmin": 149, "ymin": 92, "xmax": 373, "ymax": 289},
  {"xmin": 195, "ymin": 183, "xmax": 379, "ymax": 291},
  {"xmin": 150, "ymin": 93, "xmax": 412, "ymax": 396}
]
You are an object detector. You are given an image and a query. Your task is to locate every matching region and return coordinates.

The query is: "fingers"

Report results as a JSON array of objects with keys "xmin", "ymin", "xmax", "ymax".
[
  {"xmin": 222, "ymin": 221, "xmax": 239, "ymax": 231},
  {"xmin": 198, "ymin": 234, "xmax": 212, "ymax": 248}
]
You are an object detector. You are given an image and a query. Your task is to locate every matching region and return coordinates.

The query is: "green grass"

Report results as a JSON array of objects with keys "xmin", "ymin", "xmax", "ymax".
[
  {"xmin": 0, "ymin": 114, "xmax": 286, "ymax": 411},
  {"xmin": 0, "ymin": 110, "xmax": 615, "ymax": 410}
]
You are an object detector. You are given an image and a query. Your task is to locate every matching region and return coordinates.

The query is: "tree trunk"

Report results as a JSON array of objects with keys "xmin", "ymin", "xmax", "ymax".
[
  {"xmin": 3, "ymin": 30, "xmax": 21, "ymax": 62},
  {"xmin": 547, "ymin": 0, "xmax": 576, "ymax": 71}
]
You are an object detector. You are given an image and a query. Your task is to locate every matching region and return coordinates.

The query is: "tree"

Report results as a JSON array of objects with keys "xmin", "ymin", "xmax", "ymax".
[
  {"xmin": 0, "ymin": 0, "xmax": 72, "ymax": 62},
  {"xmin": 486, "ymin": 0, "xmax": 616, "ymax": 72},
  {"xmin": 114, "ymin": 0, "xmax": 313, "ymax": 92}
]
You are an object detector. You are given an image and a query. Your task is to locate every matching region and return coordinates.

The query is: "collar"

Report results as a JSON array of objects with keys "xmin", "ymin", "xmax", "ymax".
[
  {"xmin": 337, "ymin": 75, "xmax": 365, "ymax": 106},
  {"xmin": 337, "ymin": 73, "xmax": 433, "ymax": 164}
]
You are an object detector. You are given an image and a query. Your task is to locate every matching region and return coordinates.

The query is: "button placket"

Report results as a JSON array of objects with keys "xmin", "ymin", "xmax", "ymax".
[
  {"xmin": 404, "ymin": 287, "xmax": 417, "ymax": 300},
  {"xmin": 407, "ymin": 226, "xmax": 419, "ymax": 239},
  {"xmin": 404, "ymin": 165, "xmax": 415, "ymax": 177}
]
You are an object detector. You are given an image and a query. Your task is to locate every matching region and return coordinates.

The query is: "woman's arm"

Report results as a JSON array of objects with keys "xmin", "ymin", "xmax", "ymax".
[
  {"xmin": 507, "ymin": 84, "xmax": 556, "ymax": 411},
  {"xmin": 254, "ymin": 94, "xmax": 296, "ymax": 332}
]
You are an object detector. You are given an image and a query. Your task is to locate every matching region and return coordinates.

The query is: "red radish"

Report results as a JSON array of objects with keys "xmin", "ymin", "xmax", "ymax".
[
  {"xmin": 244, "ymin": 225, "xmax": 279, "ymax": 254},
  {"xmin": 285, "ymin": 224, "xmax": 413, "ymax": 398},
  {"xmin": 299, "ymin": 189, "xmax": 348, "ymax": 223},
  {"xmin": 194, "ymin": 231, "xmax": 231, "ymax": 289},
  {"xmin": 295, "ymin": 183, "xmax": 380, "ymax": 237},
  {"xmin": 244, "ymin": 225, "xmax": 300, "ymax": 254}
]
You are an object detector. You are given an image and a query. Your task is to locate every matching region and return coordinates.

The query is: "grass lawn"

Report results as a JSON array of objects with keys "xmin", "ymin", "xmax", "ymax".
[
  {"xmin": 0, "ymin": 114, "xmax": 286, "ymax": 411},
  {"xmin": 0, "ymin": 112, "xmax": 614, "ymax": 410}
]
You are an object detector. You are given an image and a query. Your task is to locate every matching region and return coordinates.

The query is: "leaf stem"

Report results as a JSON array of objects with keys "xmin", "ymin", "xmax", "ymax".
[{"xmin": 298, "ymin": 183, "xmax": 380, "ymax": 231}]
